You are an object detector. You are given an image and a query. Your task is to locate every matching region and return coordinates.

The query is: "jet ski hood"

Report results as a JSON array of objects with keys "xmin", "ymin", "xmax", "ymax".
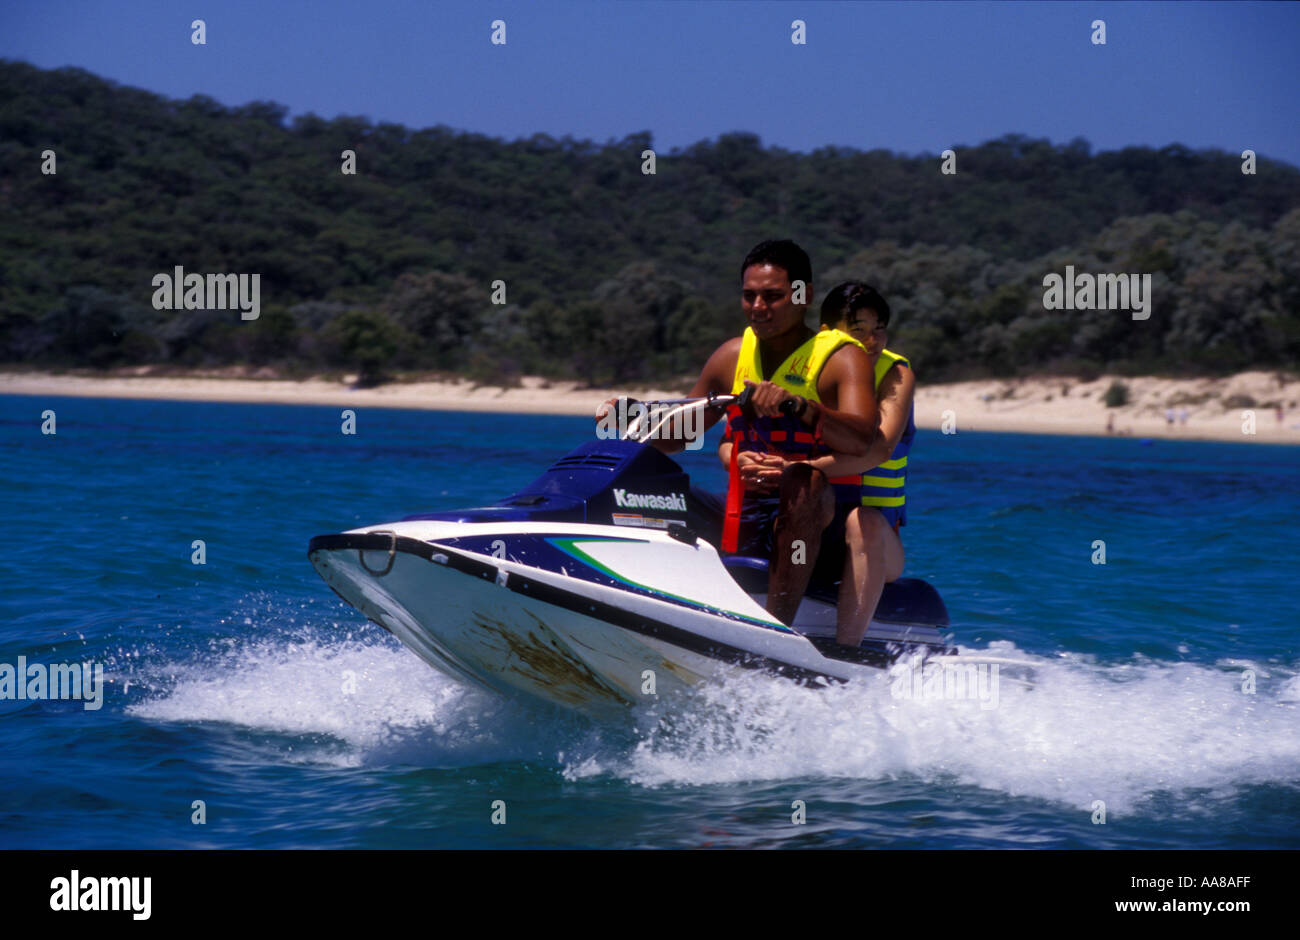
[{"xmin": 403, "ymin": 439, "xmax": 718, "ymax": 540}]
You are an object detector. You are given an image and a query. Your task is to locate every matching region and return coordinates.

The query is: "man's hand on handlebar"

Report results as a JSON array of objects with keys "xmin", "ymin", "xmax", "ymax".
[
  {"xmin": 741, "ymin": 381, "xmax": 813, "ymax": 424},
  {"xmin": 595, "ymin": 396, "xmax": 628, "ymax": 423}
]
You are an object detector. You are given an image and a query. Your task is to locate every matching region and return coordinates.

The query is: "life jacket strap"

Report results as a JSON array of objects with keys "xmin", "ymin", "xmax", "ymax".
[{"xmin": 722, "ymin": 405, "xmax": 744, "ymax": 553}]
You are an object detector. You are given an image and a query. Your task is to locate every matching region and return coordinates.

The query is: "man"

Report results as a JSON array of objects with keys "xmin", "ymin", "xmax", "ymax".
[
  {"xmin": 600, "ymin": 240, "xmax": 878, "ymax": 626},
  {"xmin": 813, "ymin": 281, "xmax": 916, "ymax": 647}
]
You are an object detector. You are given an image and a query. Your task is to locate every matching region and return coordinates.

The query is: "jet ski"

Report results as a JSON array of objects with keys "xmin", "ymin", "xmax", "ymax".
[{"xmin": 308, "ymin": 394, "xmax": 955, "ymax": 714}]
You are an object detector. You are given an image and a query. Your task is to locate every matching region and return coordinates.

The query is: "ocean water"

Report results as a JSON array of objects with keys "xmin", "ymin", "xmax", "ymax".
[{"xmin": 2, "ymin": 394, "xmax": 1298, "ymax": 849}]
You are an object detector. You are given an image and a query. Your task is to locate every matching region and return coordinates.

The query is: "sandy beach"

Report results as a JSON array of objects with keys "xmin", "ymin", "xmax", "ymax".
[
  {"xmin": 912, "ymin": 372, "xmax": 1300, "ymax": 445},
  {"xmin": 3, "ymin": 367, "xmax": 1298, "ymax": 444}
]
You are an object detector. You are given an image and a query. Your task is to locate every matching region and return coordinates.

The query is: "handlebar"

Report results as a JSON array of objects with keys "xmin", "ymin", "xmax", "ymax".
[
  {"xmin": 609, "ymin": 388, "xmax": 801, "ymax": 443},
  {"xmin": 634, "ymin": 388, "xmax": 800, "ymax": 416},
  {"xmin": 733, "ymin": 385, "xmax": 803, "ymax": 420}
]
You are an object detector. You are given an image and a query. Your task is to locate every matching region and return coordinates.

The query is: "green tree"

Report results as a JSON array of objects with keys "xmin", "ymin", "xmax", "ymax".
[{"xmin": 324, "ymin": 309, "xmax": 412, "ymax": 386}]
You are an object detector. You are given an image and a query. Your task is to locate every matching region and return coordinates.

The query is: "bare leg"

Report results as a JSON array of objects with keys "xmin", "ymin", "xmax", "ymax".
[
  {"xmin": 767, "ymin": 463, "xmax": 835, "ymax": 626},
  {"xmin": 836, "ymin": 507, "xmax": 905, "ymax": 647}
]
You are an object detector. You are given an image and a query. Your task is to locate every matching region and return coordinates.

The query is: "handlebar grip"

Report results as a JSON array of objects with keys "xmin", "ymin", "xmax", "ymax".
[
  {"xmin": 736, "ymin": 385, "xmax": 756, "ymax": 421},
  {"xmin": 736, "ymin": 385, "xmax": 800, "ymax": 421}
]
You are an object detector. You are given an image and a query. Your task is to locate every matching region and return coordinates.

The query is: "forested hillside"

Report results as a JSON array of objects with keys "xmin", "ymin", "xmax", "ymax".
[{"xmin": 2, "ymin": 60, "xmax": 1297, "ymax": 384}]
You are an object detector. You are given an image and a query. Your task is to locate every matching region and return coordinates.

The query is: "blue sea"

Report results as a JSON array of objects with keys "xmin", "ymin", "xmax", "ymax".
[{"xmin": 3, "ymin": 394, "xmax": 1298, "ymax": 849}]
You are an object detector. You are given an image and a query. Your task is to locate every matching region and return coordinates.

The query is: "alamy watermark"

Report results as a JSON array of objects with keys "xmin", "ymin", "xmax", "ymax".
[
  {"xmin": 1, "ymin": 657, "xmax": 104, "ymax": 710},
  {"xmin": 1042, "ymin": 265, "xmax": 1151, "ymax": 320},
  {"xmin": 889, "ymin": 659, "xmax": 1000, "ymax": 710},
  {"xmin": 49, "ymin": 870, "xmax": 150, "ymax": 920},
  {"xmin": 596, "ymin": 398, "xmax": 704, "ymax": 450},
  {"xmin": 152, "ymin": 266, "xmax": 261, "ymax": 320}
]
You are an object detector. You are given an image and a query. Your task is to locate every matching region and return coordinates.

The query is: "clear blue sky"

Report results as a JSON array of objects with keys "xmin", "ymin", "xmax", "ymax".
[{"xmin": 2, "ymin": 0, "xmax": 1296, "ymax": 165}]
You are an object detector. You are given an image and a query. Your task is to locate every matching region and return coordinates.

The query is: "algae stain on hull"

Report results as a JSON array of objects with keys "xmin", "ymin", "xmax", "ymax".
[
  {"xmin": 656, "ymin": 657, "xmax": 704, "ymax": 685},
  {"xmin": 468, "ymin": 610, "xmax": 631, "ymax": 707}
]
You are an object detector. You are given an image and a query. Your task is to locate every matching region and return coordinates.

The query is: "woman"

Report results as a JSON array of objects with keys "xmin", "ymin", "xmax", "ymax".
[{"xmin": 813, "ymin": 282, "xmax": 917, "ymax": 647}]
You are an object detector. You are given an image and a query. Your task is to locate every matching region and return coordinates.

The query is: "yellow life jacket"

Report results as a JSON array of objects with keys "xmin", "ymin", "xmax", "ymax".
[
  {"xmin": 721, "ymin": 326, "xmax": 863, "ymax": 552},
  {"xmin": 727, "ymin": 326, "xmax": 863, "ymax": 457},
  {"xmin": 858, "ymin": 348, "xmax": 915, "ymax": 527}
]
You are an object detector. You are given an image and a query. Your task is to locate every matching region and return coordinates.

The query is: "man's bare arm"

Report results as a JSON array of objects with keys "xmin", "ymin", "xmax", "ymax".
[
  {"xmin": 645, "ymin": 336, "xmax": 741, "ymax": 453},
  {"xmin": 808, "ymin": 342, "xmax": 877, "ymax": 457},
  {"xmin": 733, "ymin": 342, "xmax": 877, "ymax": 487},
  {"xmin": 595, "ymin": 337, "xmax": 740, "ymax": 453},
  {"xmin": 687, "ymin": 336, "xmax": 741, "ymax": 399},
  {"xmin": 810, "ymin": 363, "xmax": 914, "ymax": 476}
]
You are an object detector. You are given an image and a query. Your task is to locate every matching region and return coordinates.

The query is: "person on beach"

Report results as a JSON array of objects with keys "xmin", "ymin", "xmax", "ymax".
[
  {"xmin": 806, "ymin": 282, "xmax": 916, "ymax": 647},
  {"xmin": 595, "ymin": 240, "xmax": 878, "ymax": 630}
]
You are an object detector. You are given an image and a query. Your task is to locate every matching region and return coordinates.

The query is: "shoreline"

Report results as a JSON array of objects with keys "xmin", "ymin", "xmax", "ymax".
[{"xmin": 3, "ymin": 368, "xmax": 1298, "ymax": 444}]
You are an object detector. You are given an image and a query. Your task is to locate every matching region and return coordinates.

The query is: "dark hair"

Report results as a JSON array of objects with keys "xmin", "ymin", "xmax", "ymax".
[
  {"xmin": 741, "ymin": 240, "xmax": 812, "ymax": 290},
  {"xmin": 820, "ymin": 280, "xmax": 891, "ymax": 329}
]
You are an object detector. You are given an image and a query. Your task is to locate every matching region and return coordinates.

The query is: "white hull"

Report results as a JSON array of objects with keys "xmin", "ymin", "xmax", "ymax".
[{"xmin": 310, "ymin": 521, "xmax": 948, "ymax": 714}]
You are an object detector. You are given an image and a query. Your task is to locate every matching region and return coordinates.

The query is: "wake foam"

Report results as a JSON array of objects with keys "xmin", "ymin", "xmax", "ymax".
[
  {"xmin": 565, "ymin": 644, "xmax": 1300, "ymax": 815},
  {"xmin": 126, "ymin": 616, "xmax": 1300, "ymax": 815},
  {"xmin": 125, "ymin": 632, "xmax": 580, "ymax": 767}
]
